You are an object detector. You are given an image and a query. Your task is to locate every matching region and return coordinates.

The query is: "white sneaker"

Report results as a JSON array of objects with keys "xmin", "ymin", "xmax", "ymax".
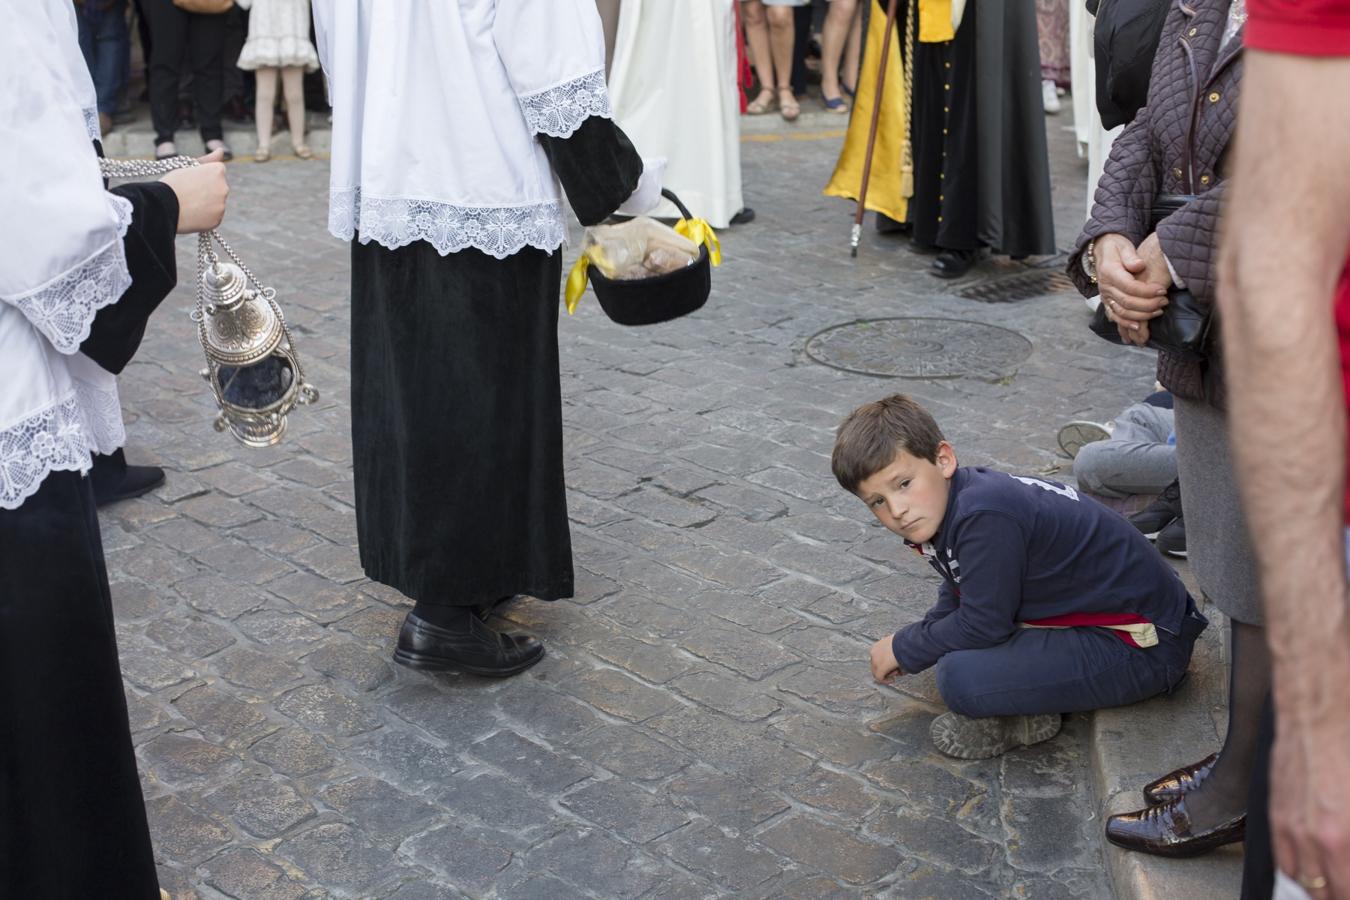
[
  {"xmin": 1056, "ymin": 420, "xmax": 1113, "ymax": 459},
  {"xmin": 1042, "ymin": 79, "xmax": 1061, "ymax": 114}
]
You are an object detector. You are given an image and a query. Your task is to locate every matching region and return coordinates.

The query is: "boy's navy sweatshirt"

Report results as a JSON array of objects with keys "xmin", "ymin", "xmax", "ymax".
[{"xmin": 891, "ymin": 466, "xmax": 1189, "ymax": 674}]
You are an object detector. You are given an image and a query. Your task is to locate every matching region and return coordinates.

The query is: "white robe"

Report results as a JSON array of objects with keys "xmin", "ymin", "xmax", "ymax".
[
  {"xmin": 608, "ymin": 0, "xmax": 743, "ymax": 228},
  {"xmin": 1069, "ymin": 1, "xmax": 1122, "ymax": 221}
]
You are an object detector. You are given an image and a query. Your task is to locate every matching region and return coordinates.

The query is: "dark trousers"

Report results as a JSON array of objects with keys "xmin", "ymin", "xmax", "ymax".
[
  {"xmin": 141, "ymin": 0, "xmax": 226, "ymax": 144},
  {"xmin": 76, "ymin": 0, "xmax": 130, "ymax": 115},
  {"xmin": 0, "ymin": 472, "xmax": 159, "ymax": 898},
  {"xmin": 935, "ymin": 604, "xmax": 1208, "ymax": 717}
]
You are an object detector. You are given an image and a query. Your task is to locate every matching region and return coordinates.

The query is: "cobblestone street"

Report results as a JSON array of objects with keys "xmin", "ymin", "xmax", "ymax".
[{"xmin": 106, "ymin": 115, "xmax": 1160, "ymax": 898}]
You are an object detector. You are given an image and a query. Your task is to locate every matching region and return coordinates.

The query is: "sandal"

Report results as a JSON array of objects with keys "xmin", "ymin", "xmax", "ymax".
[
  {"xmin": 822, "ymin": 95, "xmax": 849, "ymax": 113},
  {"xmin": 778, "ymin": 87, "xmax": 800, "ymax": 122},
  {"xmin": 745, "ymin": 89, "xmax": 776, "ymax": 115},
  {"xmin": 293, "ymin": 144, "xmax": 313, "ymax": 160}
]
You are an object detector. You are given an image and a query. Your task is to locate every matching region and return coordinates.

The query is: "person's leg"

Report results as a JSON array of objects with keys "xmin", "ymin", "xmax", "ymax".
[
  {"xmin": 819, "ymin": 0, "xmax": 857, "ymax": 104},
  {"xmin": 841, "ymin": 0, "xmax": 862, "ymax": 93},
  {"xmin": 281, "ymin": 66, "xmax": 308, "ymax": 154},
  {"xmin": 1077, "ymin": 403, "xmax": 1178, "ymax": 497},
  {"xmin": 1240, "ymin": 697, "xmax": 1277, "ymax": 899},
  {"xmin": 253, "ymin": 66, "xmax": 277, "ymax": 159},
  {"xmin": 141, "ymin": 0, "xmax": 187, "ymax": 148},
  {"xmin": 766, "ymin": 5, "xmax": 798, "ymax": 118},
  {"xmin": 935, "ymin": 624, "xmax": 1189, "ymax": 719},
  {"xmin": 1171, "ymin": 620, "xmax": 1271, "ymax": 831},
  {"xmin": 186, "ymin": 10, "xmax": 226, "ymax": 144},
  {"xmin": 742, "ymin": 0, "xmax": 777, "ymax": 111}
]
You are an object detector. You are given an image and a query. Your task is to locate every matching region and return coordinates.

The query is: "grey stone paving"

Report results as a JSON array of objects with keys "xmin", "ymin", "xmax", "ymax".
[{"xmin": 105, "ymin": 112, "xmax": 1156, "ymax": 897}]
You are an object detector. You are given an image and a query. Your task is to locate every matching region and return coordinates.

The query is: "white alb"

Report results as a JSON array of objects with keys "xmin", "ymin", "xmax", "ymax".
[{"xmin": 311, "ymin": 0, "xmax": 613, "ymax": 259}]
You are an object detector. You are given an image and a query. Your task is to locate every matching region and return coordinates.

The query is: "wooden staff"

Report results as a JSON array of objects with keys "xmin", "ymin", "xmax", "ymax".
[{"xmin": 851, "ymin": 0, "xmax": 902, "ymax": 258}]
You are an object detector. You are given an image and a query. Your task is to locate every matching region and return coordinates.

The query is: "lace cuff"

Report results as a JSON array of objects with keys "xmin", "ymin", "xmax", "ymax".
[
  {"xmin": 4, "ymin": 236, "xmax": 132, "ymax": 355},
  {"xmin": 329, "ymin": 187, "xmax": 566, "ymax": 259},
  {"xmin": 0, "ymin": 394, "xmax": 93, "ymax": 511},
  {"xmin": 517, "ymin": 69, "xmax": 612, "ymax": 139},
  {"xmin": 82, "ymin": 106, "xmax": 100, "ymax": 143}
]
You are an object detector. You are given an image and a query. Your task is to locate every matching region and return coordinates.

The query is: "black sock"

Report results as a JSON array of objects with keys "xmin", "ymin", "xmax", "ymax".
[
  {"xmin": 1182, "ymin": 619, "xmax": 1270, "ymax": 829},
  {"xmin": 410, "ymin": 602, "xmax": 473, "ymax": 632}
]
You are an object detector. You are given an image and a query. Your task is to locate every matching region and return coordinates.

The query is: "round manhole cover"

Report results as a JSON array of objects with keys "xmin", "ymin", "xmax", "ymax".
[{"xmin": 805, "ymin": 317, "xmax": 1033, "ymax": 379}]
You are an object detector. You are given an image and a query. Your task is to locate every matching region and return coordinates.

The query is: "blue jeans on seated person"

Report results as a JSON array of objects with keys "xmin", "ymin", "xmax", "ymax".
[
  {"xmin": 935, "ymin": 600, "xmax": 1208, "ymax": 718},
  {"xmin": 77, "ymin": 0, "xmax": 130, "ymax": 116}
]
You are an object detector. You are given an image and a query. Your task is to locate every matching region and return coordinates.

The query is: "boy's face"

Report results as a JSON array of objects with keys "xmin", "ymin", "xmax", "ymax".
[{"xmin": 855, "ymin": 442, "xmax": 958, "ymax": 545}]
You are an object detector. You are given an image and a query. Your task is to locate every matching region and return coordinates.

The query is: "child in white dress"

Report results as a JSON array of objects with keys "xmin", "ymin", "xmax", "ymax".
[{"xmin": 236, "ymin": 0, "xmax": 320, "ymax": 161}]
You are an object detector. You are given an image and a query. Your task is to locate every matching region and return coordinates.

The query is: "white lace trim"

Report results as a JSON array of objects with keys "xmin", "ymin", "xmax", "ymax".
[
  {"xmin": 517, "ymin": 69, "xmax": 612, "ymax": 139},
  {"xmin": 5, "ymin": 235, "xmax": 132, "ymax": 355},
  {"xmin": 110, "ymin": 193, "xmax": 134, "ymax": 239},
  {"xmin": 82, "ymin": 106, "xmax": 100, "ymax": 143},
  {"xmin": 0, "ymin": 394, "xmax": 93, "ymax": 511},
  {"xmin": 329, "ymin": 187, "xmax": 566, "ymax": 259},
  {"xmin": 73, "ymin": 376, "xmax": 126, "ymax": 457}
]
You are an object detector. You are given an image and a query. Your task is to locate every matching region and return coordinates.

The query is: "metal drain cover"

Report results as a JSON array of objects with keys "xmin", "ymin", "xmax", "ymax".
[
  {"xmin": 955, "ymin": 269, "xmax": 1077, "ymax": 303},
  {"xmin": 805, "ymin": 317, "xmax": 1033, "ymax": 379}
]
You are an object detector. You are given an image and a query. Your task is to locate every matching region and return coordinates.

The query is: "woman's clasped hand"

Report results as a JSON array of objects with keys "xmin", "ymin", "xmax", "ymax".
[{"xmin": 1093, "ymin": 231, "xmax": 1172, "ymax": 346}]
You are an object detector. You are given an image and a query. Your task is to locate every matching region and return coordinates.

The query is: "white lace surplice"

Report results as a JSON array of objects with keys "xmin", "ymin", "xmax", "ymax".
[
  {"xmin": 1, "ymin": 0, "xmax": 132, "ymax": 510},
  {"xmin": 311, "ymin": 0, "xmax": 612, "ymax": 259}
]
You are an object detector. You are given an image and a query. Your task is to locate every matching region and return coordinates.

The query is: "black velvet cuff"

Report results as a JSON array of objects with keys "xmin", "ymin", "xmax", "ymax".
[
  {"xmin": 537, "ymin": 116, "xmax": 644, "ymax": 227},
  {"xmin": 79, "ymin": 181, "xmax": 180, "ymax": 374}
]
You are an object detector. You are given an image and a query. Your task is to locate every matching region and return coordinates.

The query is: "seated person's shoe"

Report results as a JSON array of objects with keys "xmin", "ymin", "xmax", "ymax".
[
  {"xmin": 1105, "ymin": 796, "xmax": 1245, "ymax": 857},
  {"xmin": 1056, "ymin": 420, "xmax": 1112, "ymax": 459},
  {"xmin": 1127, "ymin": 477, "xmax": 1183, "ymax": 540},
  {"xmin": 930, "ymin": 248, "xmax": 979, "ymax": 279},
  {"xmin": 394, "ymin": 612, "xmax": 544, "ymax": 677},
  {"xmin": 1143, "ymin": 752, "xmax": 1219, "ymax": 806},
  {"xmin": 91, "ymin": 448, "xmax": 166, "ymax": 507},
  {"xmin": 1156, "ymin": 516, "xmax": 1187, "ymax": 558},
  {"xmin": 930, "ymin": 711, "xmax": 1062, "ymax": 760}
]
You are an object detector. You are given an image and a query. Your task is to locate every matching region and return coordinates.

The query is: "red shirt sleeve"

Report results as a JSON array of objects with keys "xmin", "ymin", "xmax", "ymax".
[{"xmin": 1247, "ymin": 0, "xmax": 1350, "ymax": 55}]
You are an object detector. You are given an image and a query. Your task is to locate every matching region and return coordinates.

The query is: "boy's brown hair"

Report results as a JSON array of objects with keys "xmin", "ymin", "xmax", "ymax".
[{"xmin": 831, "ymin": 394, "xmax": 946, "ymax": 493}]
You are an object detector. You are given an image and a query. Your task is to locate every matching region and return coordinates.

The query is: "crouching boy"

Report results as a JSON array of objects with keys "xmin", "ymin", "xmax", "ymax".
[{"xmin": 833, "ymin": 395, "xmax": 1208, "ymax": 759}]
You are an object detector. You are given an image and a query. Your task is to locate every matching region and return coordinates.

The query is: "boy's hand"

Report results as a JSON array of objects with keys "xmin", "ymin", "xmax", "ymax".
[{"xmin": 869, "ymin": 637, "xmax": 903, "ymax": 684}]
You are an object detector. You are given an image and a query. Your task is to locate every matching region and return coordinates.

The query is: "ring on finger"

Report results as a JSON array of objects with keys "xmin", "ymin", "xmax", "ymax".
[{"xmin": 1298, "ymin": 874, "xmax": 1328, "ymax": 891}]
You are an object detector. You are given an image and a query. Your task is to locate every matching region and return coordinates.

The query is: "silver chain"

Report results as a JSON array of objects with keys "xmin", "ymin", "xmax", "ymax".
[{"xmin": 99, "ymin": 155, "xmax": 307, "ymax": 388}]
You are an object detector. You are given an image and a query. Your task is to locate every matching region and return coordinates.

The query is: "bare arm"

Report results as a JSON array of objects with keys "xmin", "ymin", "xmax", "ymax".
[{"xmin": 1220, "ymin": 49, "xmax": 1350, "ymax": 894}]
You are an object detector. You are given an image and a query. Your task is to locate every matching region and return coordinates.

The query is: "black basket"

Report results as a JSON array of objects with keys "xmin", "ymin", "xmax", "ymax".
[{"xmin": 589, "ymin": 189, "xmax": 712, "ymax": 327}]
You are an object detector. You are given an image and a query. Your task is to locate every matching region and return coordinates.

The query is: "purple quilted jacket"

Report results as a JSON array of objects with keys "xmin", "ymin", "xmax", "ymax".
[{"xmin": 1068, "ymin": 0, "xmax": 1243, "ymax": 407}]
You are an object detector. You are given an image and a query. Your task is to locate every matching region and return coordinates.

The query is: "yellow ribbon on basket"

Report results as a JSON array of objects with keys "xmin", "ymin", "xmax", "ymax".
[
  {"xmin": 562, "ymin": 218, "xmax": 720, "ymax": 316},
  {"xmin": 564, "ymin": 254, "xmax": 592, "ymax": 315},
  {"xmin": 674, "ymin": 217, "xmax": 722, "ymax": 268}
]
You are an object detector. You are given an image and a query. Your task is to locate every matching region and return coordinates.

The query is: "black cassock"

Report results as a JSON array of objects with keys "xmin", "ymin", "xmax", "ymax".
[
  {"xmin": 350, "ymin": 117, "xmax": 642, "ymax": 608},
  {"xmin": 908, "ymin": 0, "xmax": 1056, "ymax": 258},
  {"xmin": 0, "ymin": 181, "xmax": 179, "ymax": 899}
]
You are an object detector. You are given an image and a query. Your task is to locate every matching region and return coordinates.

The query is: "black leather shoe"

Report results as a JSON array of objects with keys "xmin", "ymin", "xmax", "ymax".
[
  {"xmin": 1105, "ymin": 796, "xmax": 1245, "ymax": 858},
  {"xmin": 394, "ymin": 612, "xmax": 544, "ymax": 677},
  {"xmin": 473, "ymin": 595, "xmax": 517, "ymax": 622},
  {"xmin": 729, "ymin": 207, "xmax": 756, "ymax": 226},
  {"xmin": 1143, "ymin": 753, "xmax": 1218, "ymax": 806},
  {"xmin": 930, "ymin": 248, "xmax": 978, "ymax": 278},
  {"xmin": 908, "ymin": 237, "xmax": 940, "ymax": 255},
  {"xmin": 91, "ymin": 449, "xmax": 166, "ymax": 507}
]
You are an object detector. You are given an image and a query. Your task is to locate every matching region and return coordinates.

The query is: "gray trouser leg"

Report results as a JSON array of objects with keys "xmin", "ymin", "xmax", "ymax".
[{"xmin": 1072, "ymin": 403, "xmax": 1176, "ymax": 498}]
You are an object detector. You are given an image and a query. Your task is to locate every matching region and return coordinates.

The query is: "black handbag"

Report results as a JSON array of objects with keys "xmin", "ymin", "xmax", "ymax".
[{"xmin": 1088, "ymin": 195, "xmax": 1212, "ymax": 360}]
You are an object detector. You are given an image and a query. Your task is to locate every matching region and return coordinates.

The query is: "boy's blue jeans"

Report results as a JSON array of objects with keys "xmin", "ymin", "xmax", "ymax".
[
  {"xmin": 934, "ymin": 599, "xmax": 1208, "ymax": 718},
  {"xmin": 77, "ymin": 0, "xmax": 130, "ymax": 116}
]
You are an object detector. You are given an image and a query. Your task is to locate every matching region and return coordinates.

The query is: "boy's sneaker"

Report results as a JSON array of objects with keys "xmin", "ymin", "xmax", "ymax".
[
  {"xmin": 1156, "ymin": 516, "xmax": 1187, "ymax": 558},
  {"xmin": 1056, "ymin": 420, "xmax": 1112, "ymax": 459},
  {"xmin": 1128, "ymin": 478, "xmax": 1183, "ymax": 540},
  {"xmin": 930, "ymin": 711, "xmax": 1063, "ymax": 760}
]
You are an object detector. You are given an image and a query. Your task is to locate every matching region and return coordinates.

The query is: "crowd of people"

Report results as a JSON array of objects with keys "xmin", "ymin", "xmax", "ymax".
[{"xmin": 5, "ymin": 1, "xmax": 1350, "ymax": 899}]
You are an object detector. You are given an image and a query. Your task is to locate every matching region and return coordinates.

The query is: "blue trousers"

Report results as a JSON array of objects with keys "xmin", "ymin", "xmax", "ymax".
[
  {"xmin": 77, "ymin": 0, "xmax": 130, "ymax": 116},
  {"xmin": 935, "ymin": 603, "xmax": 1208, "ymax": 717}
]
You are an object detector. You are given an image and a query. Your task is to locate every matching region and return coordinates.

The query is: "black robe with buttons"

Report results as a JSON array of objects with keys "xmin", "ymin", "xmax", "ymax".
[{"xmin": 909, "ymin": 0, "xmax": 1055, "ymax": 258}]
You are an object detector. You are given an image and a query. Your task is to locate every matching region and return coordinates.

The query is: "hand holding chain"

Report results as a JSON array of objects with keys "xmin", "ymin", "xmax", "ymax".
[{"xmin": 100, "ymin": 155, "xmax": 318, "ymax": 447}]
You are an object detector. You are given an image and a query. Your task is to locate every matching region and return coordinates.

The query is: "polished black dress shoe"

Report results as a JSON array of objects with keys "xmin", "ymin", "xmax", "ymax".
[
  {"xmin": 729, "ymin": 207, "xmax": 756, "ymax": 226},
  {"xmin": 930, "ymin": 248, "xmax": 979, "ymax": 278},
  {"xmin": 91, "ymin": 449, "xmax": 166, "ymax": 508},
  {"xmin": 1105, "ymin": 796, "xmax": 1245, "ymax": 858},
  {"xmin": 1143, "ymin": 752, "xmax": 1219, "ymax": 806},
  {"xmin": 473, "ymin": 595, "xmax": 517, "ymax": 622},
  {"xmin": 394, "ymin": 612, "xmax": 544, "ymax": 677}
]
